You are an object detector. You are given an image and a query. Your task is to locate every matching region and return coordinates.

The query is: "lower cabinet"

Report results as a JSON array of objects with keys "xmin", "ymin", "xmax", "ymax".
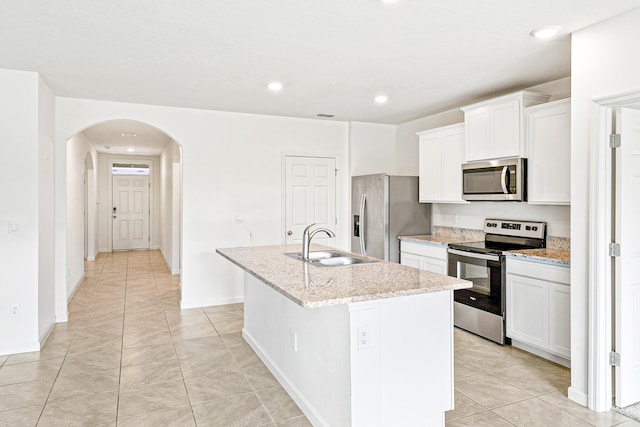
[
  {"xmin": 506, "ymin": 258, "xmax": 570, "ymax": 364},
  {"xmin": 400, "ymin": 241, "xmax": 448, "ymax": 275}
]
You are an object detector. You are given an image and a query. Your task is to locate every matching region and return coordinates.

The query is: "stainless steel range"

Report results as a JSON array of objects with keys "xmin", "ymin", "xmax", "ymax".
[{"xmin": 447, "ymin": 219, "xmax": 546, "ymax": 344}]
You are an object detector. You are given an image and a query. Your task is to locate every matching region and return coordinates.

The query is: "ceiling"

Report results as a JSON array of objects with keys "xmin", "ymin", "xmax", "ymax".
[
  {"xmin": 82, "ymin": 120, "xmax": 172, "ymax": 156},
  {"xmin": 2, "ymin": 0, "xmax": 640, "ymax": 127}
]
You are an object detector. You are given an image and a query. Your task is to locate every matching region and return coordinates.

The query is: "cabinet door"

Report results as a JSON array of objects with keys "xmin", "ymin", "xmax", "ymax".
[
  {"xmin": 418, "ymin": 134, "xmax": 443, "ymax": 202},
  {"xmin": 401, "ymin": 252, "xmax": 423, "ymax": 269},
  {"xmin": 465, "ymin": 107, "xmax": 490, "ymax": 162},
  {"xmin": 506, "ymin": 274, "xmax": 549, "ymax": 349},
  {"xmin": 440, "ymin": 128, "xmax": 465, "ymax": 202},
  {"xmin": 491, "ymin": 99, "xmax": 521, "ymax": 159},
  {"xmin": 422, "ymin": 258, "xmax": 448, "ymax": 275},
  {"xmin": 548, "ymin": 282, "xmax": 571, "ymax": 358},
  {"xmin": 527, "ymin": 99, "xmax": 571, "ymax": 204}
]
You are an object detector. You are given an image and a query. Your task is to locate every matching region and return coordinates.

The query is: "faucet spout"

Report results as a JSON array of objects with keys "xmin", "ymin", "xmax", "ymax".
[{"xmin": 302, "ymin": 223, "xmax": 335, "ymax": 261}]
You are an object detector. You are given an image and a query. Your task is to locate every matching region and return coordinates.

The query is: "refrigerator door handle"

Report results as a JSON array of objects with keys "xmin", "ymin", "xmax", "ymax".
[{"xmin": 359, "ymin": 193, "xmax": 366, "ymax": 256}]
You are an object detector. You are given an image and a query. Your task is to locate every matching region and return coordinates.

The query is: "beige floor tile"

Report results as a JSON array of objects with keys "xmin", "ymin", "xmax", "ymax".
[
  {"xmin": 446, "ymin": 411, "xmax": 514, "ymax": 426},
  {"xmin": 121, "ymin": 342, "xmax": 177, "ymax": 367},
  {"xmin": 48, "ymin": 368, "xmax": 120, "ymax": 402},
  {"xmin": 59, "ymin": 348, "xmax": 122, "ymax": 376},
  {"xmin": 178, "ymin": 347, "xmax": 236, "ymax": 379},
  {"xmin": 0, "ymin": 358, "xmax": 62, "ymax": 386},
  {"xmin": 164, "ymin": 308, "xmax": 210, "ymax": 328},
  {"xmin": 117, "ymin": 405, "xmax": 195, "ymax": 427},
  {"xmin": 487, "ymin": 358, "xmax": 570, "ymax": 396},
  {"xmin": 0, "ymin": 380, "xmax": 52, "ymax": 411},
  {"xmin": 446, "ymin": 391, "xmax": 487, "ymax": 422},
  {"xmin": 229, "ymin": 343, "xmax": 262, "ymax": 368},
  {"xmin": 67, "ymin": 335, "xmax": 122, "ymax": 357},
  {"xmin": 220, "ymin": 332, "xmax": 247, "ymax": 348},
  {"xmin": 455, "ymin": 343, "xmax": 533, "ymax": 372},
  {"xmin": 276, "ymin": 416, "xmax": 313, "ymax": 426},
  {"xmin": 493, "ymin": 397, "xmax": 592, "ymax": 426},
  {"xmin": 454, "ymin": 359, "xmax": 481, "ymax": 380},
  {"xmin": 120, "ymin": 358, "xmax": 182, "ymax": 390},
  {"xmin": 257, "ymin": 385, "xmax": 304, "ymax": 421},
  {"xmin": 4, "ymin": 341, "xmax": 69, "ymax": 366},
  {"xmin": 0, "ymin": 404, "xmax": 43, "ymax": 426},
  {"xmin": 38, "ymin": 391, "xmax": 118, "ymax": 426},
  {"xmin": 538, "ymin": 391, "xmax": 633, "ymax": 426},
  {"xmin": 170, "ymin": 322, "xmax": 218, "ymax": 342},
  {"xmin": 242, "ymin": 363, "xmax": 280, "ymax": 391},
  {"xmin": 192, "ymin": 393, "xmax": 272, "ymax": 426},
  {"xmin": 117, "ymin": 379, "xmax": 190, "ymax": 420},
  {"xmin": 123, "ymin": 327, "xmax": 173, "ymax": 349},
  {"xmin": 173, "ymin": 335, "xmax": 226, "ymax": 358},
  {"xmin": 455, "ymin": 373, "xmax": 533, "ymax": 409},
  {"xmin": 212, "ymin": 318, "xmax": 244, "ymax": 335},
  {"xmin": 184, "ymin": 368, "xmax": 254, "ymax": 404}
]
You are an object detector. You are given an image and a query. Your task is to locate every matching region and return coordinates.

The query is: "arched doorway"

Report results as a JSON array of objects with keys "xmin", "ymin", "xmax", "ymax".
[{"xmin": 65, "ymin": 119, "xmax": 183, "ymax": 306}]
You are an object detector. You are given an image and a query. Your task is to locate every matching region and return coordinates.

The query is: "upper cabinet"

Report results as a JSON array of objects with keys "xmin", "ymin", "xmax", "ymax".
[
  {"xmin": 417, "ymin": 123, "xmax": 466, "ymax": 203},
  {"xmin": 526, "ymin": 98, "xmax": 571, "ymax": 205},
  {"xmin": 462, "ymin": 91, "xmax": 550, "ymax": 162}
]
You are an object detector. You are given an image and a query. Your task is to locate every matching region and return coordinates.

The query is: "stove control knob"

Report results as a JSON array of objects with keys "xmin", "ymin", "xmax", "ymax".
[
  {"xmin": 532, "ymin": 226, "xmax": 538, "ymax": 231},
  {"xmin": 526, "ymin": 226, "xmax": 531, "ymax": 231}
]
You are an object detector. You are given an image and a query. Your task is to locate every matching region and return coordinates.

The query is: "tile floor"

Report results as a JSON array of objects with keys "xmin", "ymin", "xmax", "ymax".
[{"xmin": 0, "ymin": 249, "xmax": 636, "ymax": 426}]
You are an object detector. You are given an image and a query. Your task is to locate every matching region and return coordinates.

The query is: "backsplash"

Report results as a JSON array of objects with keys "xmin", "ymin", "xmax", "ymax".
[
  {"xmin": 434, "ymin": 226, "xmax": 570, "ymax": 251},
  {"xmin": 433, "ymin": 226, "xmax": 484, "ymax": 241}
]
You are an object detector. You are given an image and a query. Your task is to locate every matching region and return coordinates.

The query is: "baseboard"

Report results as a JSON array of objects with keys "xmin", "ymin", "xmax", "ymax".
[
  {"xmin": 180, "ymin": 296, "xmax": 243, "ymax": 310},
  {"xmin": 39, "ymin": 322, "xmax": 55, "ymax": 348},
  {"xmin": 568, "ymin": 386, "xmax": 588, "ymax": 407},
  {"xmin": 0, "ymin": 341, "xmax": 40, "ymax": 357},
  {"xmin": 67, "ymin": 273, "xmax": 85, "ymax": 302},
  {"xmin": 86, "ymin": 256, "xmax": 95, "ymax": 262},
  {"xmin": 243, "ymin": 329, "xmax": 330, "ymax": 427}
]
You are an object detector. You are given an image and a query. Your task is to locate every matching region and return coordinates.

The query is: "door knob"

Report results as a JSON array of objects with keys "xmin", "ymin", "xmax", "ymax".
[{"xmin": 287, "ymin": 230, "xmax": 293, "ymax": 236}]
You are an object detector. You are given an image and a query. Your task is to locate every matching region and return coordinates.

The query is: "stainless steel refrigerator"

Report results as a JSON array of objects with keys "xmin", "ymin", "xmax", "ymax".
[{"xmin": 351, "ymin": 174, "xmax": 431, "ymax": 263}]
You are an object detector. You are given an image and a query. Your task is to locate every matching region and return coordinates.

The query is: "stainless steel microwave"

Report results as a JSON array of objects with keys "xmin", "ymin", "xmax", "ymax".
[{"xmin": 462, "ymin": 157, "xmax": 527, "ymax": 201}]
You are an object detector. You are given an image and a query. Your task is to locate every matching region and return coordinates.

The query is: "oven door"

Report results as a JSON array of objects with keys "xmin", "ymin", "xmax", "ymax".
[{"xmin": 447, "ymin": 249, "xmax": 504, "ymax": 315}]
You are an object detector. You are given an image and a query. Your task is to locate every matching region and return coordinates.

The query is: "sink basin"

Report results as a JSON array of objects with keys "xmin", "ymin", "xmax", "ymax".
[{"xmin": 285, "ymin": 251, "xmax": 379, "ymax": 267}]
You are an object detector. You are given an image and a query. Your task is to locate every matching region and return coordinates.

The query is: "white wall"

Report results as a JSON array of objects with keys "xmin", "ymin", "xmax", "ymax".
[
  {"xmin": 571, "ymin": 9, "xmax": 640, "ymax": 407},
  {"xmin": 349, "ymin": 122, "xmax": 397, "ymax": 175},
  {"xmin": 95, "ymin": 153, "xmax": 161, "ymax": 252},
  {"xmin": 37, "ymin": 75, "xmax": 56, "ymax": 342},
  {"xmin": 0, "ymin": 69, "xmax": 41, "ymax": 354},
  {"xmin": 56, "ymin": 98, "xmax": 350, "ymax": 309},
  {"xmin": 66, "ymin": 133, "xmax": 96, "ymax": 299},
  {"xmin": 160, "ymin": 140, "xmax": 181, "ymax": 274}
]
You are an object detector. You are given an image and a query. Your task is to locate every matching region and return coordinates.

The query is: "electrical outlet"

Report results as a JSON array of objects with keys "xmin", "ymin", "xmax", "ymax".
[
  {"xmin": 10, "ymin": 304, "xmax": 20, "ymax": 317},
  {"xmin": 357, "ymin": 326, "xmax": 370, "ymax": 349}
]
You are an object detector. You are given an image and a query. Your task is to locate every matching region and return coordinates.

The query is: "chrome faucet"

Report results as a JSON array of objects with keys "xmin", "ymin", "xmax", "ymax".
[{"xmin": 302, "ymin": 223, "xmax": 335, "ymax": 261}]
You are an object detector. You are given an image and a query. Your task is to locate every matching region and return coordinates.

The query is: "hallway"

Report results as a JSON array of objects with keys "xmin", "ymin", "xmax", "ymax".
[{"xmin": 0, "ymin": 250, "xmax": 310, "ymax": 426}]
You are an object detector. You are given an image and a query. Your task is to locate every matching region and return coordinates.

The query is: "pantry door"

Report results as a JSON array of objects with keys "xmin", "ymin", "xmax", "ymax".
[
  {"xmin": 284, "ymin": 156, "xmax": 337, "ymax": 245},
  {"xmin": 614, "ymin": 107, "xmax": 640, "ymax": 407},
  {"xmin": 112, "ymin": 175, "xmax": 150, "ymax": 250}
]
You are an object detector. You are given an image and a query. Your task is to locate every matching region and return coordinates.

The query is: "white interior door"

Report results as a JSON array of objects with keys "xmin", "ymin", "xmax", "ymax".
[
  {"xmin": 284, "ymin": 156, "xmax": 337, "ymax": 246},
  {"xmin": 614, "ymin": 107, "xmax": 640, "ymax": 407},
  {"xmin": 112, "ymin": 175, "xmax": 150, "ymax": 251}
]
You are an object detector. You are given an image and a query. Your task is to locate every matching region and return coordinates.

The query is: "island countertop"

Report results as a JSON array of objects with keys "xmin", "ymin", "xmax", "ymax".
[{"xmin": 216, "ymin": 244, "xmax": 472, "ymax": 308}]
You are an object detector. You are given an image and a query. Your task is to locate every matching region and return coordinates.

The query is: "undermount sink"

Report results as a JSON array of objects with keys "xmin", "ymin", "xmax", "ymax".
[{"xmin": 285, "ymin": 251, "xmax": 379, "ymax": 267}]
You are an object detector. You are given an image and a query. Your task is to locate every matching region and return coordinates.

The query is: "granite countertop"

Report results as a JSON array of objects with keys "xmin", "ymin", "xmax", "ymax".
[
  {"xmin": 216, "ymin": 244, "xmax": 471, "ymax": 308},
  {"xmin": 399, "ymin": 234, "xmax": 480, "ymax": 247},
  {"xmin": 505, "ymin": 248, "xmax": 571, "ymax": 266}
]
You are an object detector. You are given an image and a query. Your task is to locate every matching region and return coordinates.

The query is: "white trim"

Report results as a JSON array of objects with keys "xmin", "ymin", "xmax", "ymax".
[
  {"xmin": 39, "ymin": 322, "xmax": 56, "ymax": 348},
  {"xmin": 86, "ymin": 256, "xmax": 95, "ymax": 262},
  {"xmin": 590, "ymin": 90, "xmax": 640, "ymax": 412},
  {"xmin": 180, "ymin": 296, "xmax": 243, "ymax": 310},
  {"xmin": 511, "ymin": 339, "xmax": 570, "ymax": 368},
  {"xmin": 67, "ymin": 273, "xmax": 85, "ymax": 302}
]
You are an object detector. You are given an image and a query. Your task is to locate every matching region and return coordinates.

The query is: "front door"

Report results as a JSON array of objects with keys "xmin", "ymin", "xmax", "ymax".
[
  {"xmin": 284, "ymin": 156, "xmax": 337, "ymax": 245},
  {"xmin": 112, "ymin": 175, "xmax": 150, "ymax": 250}
]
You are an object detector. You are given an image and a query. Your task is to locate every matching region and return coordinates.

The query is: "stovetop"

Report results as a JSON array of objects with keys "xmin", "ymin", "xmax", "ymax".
[{"xmin": 447, "ymin": 219, "xmax": 547, "ymax": 255}]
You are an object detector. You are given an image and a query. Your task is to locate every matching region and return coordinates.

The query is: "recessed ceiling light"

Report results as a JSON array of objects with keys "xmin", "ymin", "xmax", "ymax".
[
  {"xmin": 530, "ymin": 26, "xmax": 562, "ymax": 40},
  {"xmin": 126, "ymin": 147, "xmax": 135, "ymax": 153},
  {"xmin": 121, "ymin": 133, "xmax": 137, "ymax": 137},
  {"xmin": 267, "ymin": 82, "xmax": 283, "ymax": 91},
  {"xmin": 374, "ymin": 95, "xmax": 389, "ymax": 104},
  {"xmin": 104, "ymin": 145, "xmax": 111, "ymax": 151}
]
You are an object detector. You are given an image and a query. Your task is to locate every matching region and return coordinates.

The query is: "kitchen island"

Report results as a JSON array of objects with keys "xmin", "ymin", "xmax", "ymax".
[{"xmin": 217, "ymin": 244, "xmax": 471, "ymax": 427}]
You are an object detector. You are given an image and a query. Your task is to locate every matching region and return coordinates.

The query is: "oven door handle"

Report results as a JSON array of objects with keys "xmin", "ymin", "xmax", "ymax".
[{"xmin": 448, "ymin": 249, "xmax": 500, "ymax": 262}]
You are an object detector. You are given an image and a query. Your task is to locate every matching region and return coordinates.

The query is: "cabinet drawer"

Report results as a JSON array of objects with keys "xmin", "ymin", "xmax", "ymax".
[
  {"xmin": 401, "ymin": 241, "xmax": 447, "ymax": 260},
  {"xmin": 506, "ymin": 258, "xmax": 570, "ymax": 285}
]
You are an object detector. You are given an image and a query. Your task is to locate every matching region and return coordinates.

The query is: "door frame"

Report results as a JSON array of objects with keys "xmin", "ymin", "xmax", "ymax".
[
  {"xmin": 281, "ymin": 152, "xmax": 340, "ymax": 245},
  {"xmin": 590, "ymin": 89, "xmax": 640, "ymax": 411},
  {"xmin": 108, "ymin": 158, "xmax": 154, "ymax": 251}
]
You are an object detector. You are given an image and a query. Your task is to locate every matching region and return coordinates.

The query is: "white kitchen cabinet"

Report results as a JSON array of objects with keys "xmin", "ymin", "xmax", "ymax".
[
  {"xmin": 417, "ymin": 123, "xmax": 465, "ymax": 203},
  {"xmin": 506, "ymin": 258, "xmax": 571, "ymax": 365},
  {"xmin": 526, "ymin": 98, "xmax": 571, "ymax": 204},
  {"xmin": 462, "ymin": 91, "xmax": 550, "ymax": 162},
  {"xmin": 400, "ymin": 241, "xmax": 448, "ymax": 275}
]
